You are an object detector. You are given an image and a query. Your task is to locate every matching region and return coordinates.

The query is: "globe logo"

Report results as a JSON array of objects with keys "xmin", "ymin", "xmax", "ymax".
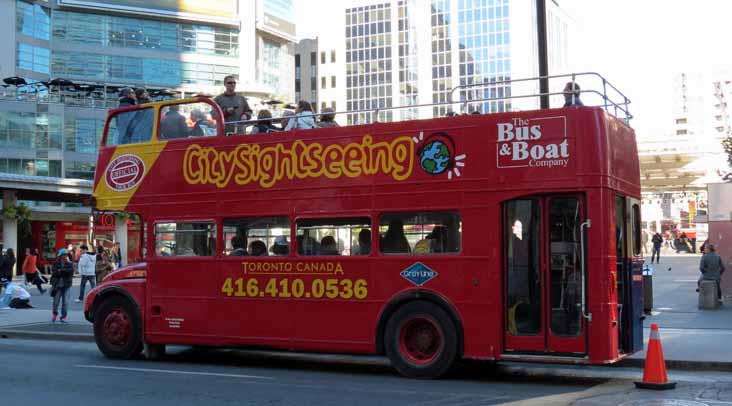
[{"xmin": 419, "ymin": 140, "xmax": 452, "ymax": 175}]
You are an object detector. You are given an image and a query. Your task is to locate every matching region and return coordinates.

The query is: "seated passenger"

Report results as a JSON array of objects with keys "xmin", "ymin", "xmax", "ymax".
[
  {"xmin": 251, "ymin": 109, "xmax": 280, "ymax": 134},
  {"xmin": 278, "ymin": 109, "xmax": 295, "ymax": 131},
  {"xmin": 297, "ymin": 235, "xmax": 319, "ymax": 256},
  {"xmin": 271, "ymin": 236, "xmax": 289, "ymax": 256},
  {"xmin": 427, "ymin": 226, "xmax": 448, "ymax": 253},
  {"xmin": 160, "ymin": 105, "xmax": 189, "ymax": 139},
  {"xmin": 229, "ymin": 235, "xmax": 247, "ymax": 256},
  {"xmin": 318, "ymin": 236, "xmax": 339, "ymax": 255},
  {"xmin": 380, "ymin": 219, "xmax": 411, "ymax": 254},
  {"xmin": 190, "ymin": 109, "xmax": 215, "ymax": 137},
  {"xmin": 317, "ymin": 107, "xmax": 340, "ymax": 128},
  {"xmin": 355, "ymin": 229, "xmax": 371, "ymax": 255},
  {"xmin": 249, "ymin": 240, "xmax": 268, "ymax": 256},
  {"xmin": 284, "ymin": 101, "xmax": 316, "ymax": 130}
]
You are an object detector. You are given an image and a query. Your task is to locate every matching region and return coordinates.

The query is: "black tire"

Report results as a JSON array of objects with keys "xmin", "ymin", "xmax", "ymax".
[
  {"xmin": 384, "ymin": 301, "xmax": 458, "ymax": 378},
  {"xmin": 93, "ymin": 296, "xmax": 143, "ymax": 359}
]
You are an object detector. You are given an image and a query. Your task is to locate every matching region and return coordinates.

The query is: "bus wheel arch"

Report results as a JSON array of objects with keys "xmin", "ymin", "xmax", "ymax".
[{"xmin": 93, "ymin": 293, "xmax": 143, "ymax": 359}]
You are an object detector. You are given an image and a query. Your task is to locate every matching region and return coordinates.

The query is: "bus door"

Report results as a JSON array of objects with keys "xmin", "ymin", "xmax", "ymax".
[
  {"xmin": 503, "ymin": 195, "xmax": 587, "ymax": 355},
  {"xmin": 615, "ymin": 196, "xmax": 644, "ymax": 354}
]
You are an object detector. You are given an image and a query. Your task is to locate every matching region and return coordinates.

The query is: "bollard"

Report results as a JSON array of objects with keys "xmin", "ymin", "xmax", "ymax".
[{"xmin": 698, "ymin": 279, "xmax": 720, "ymax": 309}]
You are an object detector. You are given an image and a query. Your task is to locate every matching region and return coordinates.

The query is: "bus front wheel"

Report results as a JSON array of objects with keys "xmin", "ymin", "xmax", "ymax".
[
  {"xmin": 93, "ymin": 296, "xmax": 143, "ymax": 359},
  {"xmin": 384, "ymin": 301, "xmax": 458, "ymax": 378}
]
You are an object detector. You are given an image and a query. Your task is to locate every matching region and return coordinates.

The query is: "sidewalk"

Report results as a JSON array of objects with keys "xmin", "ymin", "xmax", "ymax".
[{"xmin": 2, "ymin": 257, "xmax": 731, "ymax": 374}]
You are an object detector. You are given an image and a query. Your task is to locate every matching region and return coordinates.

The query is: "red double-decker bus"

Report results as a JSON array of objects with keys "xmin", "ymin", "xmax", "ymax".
[{"xmin": 85, "ymin": 74, "xmax": 644, "ymax": 378}]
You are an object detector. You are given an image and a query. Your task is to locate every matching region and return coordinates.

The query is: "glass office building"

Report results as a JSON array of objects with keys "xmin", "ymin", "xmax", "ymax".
[
  {"xmin": 297, "ymin": 0, "xmax": 572, "ymax": 125},
  {"xmin": 0, "ymin": 0, "xmax": 295, "ymax": 255}
]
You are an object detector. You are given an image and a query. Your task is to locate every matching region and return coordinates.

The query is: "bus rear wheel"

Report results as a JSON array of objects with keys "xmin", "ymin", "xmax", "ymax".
[
  {"xmin": 93, "ymin": 296, "xmax": 143, "ymax": 359},
  {"xmin": 384, "ymin": 301, "xmax": 457, "ymax": 378}
]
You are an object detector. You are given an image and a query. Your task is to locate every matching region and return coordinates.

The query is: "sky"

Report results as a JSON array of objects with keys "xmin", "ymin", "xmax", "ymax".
[{"xmin": 294, "ymin": 0, "xmax": 732, "ymax": 138}]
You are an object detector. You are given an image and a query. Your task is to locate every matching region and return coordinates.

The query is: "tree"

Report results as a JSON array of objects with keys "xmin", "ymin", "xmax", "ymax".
[{"xmin": 724, "ymin": 134, "xmax": 732, "ymax": 182}]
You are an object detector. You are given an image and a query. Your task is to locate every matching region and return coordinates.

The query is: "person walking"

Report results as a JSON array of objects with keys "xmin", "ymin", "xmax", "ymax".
[
  {"xmin": 50, "ymin": 248, "xmax": 74, "ymax": 323},
  {"xmin": 698, "ymin": 243, "xmax": 725, "ymax": 304},
  {"xmin": 76, "ymin": 245, "xmax": 96, "ymax": 303},
  {"xmin": 22, "ymin": 248, "xmax": 45, "ymax": 294},
  {"xmin": 95, "ymin": 246, "xmax": 114, "ymax": 283},
  {"xmin": 651, "ymin": 232, "xmax": 663, "ymax": 264}
]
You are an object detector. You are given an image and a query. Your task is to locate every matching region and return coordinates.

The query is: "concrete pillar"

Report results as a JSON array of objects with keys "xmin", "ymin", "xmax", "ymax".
[
  {"xmin": 114, "ymin": 214, "xmax": 128, "ymax": 267},
  {"xmin": 2, "ymin": 190, "xmax": 18, "ymax": 275}
]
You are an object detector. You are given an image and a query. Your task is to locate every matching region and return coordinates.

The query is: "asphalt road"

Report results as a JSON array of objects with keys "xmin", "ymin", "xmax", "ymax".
[{"xmin": 0, "ymin": 338, "xmax": 607, "ymax": 406}]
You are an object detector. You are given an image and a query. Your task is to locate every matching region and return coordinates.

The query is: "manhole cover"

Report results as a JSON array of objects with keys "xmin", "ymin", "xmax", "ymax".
[{"xmin": 619, "ymin": 401, "xmax": 708, "ymax": 406}]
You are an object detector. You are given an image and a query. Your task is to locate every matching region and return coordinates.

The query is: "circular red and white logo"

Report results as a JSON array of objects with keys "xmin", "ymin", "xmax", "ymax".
[{"xmin": 105, "ymin": 154, "xmax": 146, "ymax": 192}]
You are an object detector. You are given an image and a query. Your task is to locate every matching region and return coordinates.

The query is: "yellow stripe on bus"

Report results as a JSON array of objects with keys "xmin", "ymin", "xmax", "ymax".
[{"xmin": 93, "ymin": 140, "xmax": 168, "ymax": 211}]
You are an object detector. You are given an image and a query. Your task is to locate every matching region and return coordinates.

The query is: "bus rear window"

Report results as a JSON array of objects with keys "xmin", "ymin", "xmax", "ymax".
[
  {"xmin": 155, "ymin": 222, "xmax": 216, "ymax": 257},
  {"xmin": 379, "ymin": 212, "xmax": 461, "ymax": 254},
  {"xmin": 106, "ymin": 108, "xmax": 154, "ymax": 146}
]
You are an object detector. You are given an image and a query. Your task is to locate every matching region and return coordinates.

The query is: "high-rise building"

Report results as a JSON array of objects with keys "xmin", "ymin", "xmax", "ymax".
[
  {"xmin": 295, "ymin": 0, "xmax": 573, "ymax": 125},
  {"xmin": 0, "ymin": 0, "xmax": 295, "ymax": 261}
]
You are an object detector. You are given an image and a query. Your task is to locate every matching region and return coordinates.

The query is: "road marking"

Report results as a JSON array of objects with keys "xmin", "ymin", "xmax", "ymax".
[
  {"xmin": 674, "ymin": 279, "xmax": 698, "ymax": 282},
  {"xmin": 75, "ymin": 364, "xmax": 274, "ymax": 380}
]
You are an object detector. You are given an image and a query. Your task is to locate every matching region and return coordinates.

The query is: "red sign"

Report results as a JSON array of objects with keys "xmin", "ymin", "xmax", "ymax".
[
  {"xmin": 496, "ymin": 116, "xmax": 570, "ymax": 169},
  {"xmin": 105, "ymin": 154, "xmax": 145, "ymax": 191}
]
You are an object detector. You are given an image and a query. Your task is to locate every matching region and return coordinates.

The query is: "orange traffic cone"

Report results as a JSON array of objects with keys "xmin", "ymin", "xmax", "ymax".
[{"xmin": 634, "ymin": 323, "xmax": 676, "ymax": 390}]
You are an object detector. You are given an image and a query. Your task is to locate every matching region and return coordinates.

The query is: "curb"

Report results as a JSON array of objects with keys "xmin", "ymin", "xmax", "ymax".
[
  {"xmin": 619, "ymin": 357, "xmax": 732, "ymax": 373},
  {"xmin": 0, "ymin": 329, "xmax": 95, "ymax": 342}
]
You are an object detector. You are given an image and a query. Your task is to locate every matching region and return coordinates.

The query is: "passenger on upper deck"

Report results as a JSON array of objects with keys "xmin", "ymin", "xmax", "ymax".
[
  {"xmin": 317, "ymin": 107, "xmax": 340, "ymax": 128},
  {"xmin": 160, "ymin": 105, "xmax": 189, "ymax": 140},
  {"xmin": 118, "ymin": 88, "xmax": 136, "ymax": 107},
  {"xmin": 190, "ymin": 109, "xmax": 215, "ymax": 137},
  {"xmin": 250, "ymin": 110, "xmax": 280, "ymax": 134},
  {"xmin": 381, "ymin": 220, "xmax": 411, "ymax": 254},
  {"xmin": 278, "ymin": 109, "xmax": 295, "ymax": 131},
  {"xmin": 271, "ymin": 236, "xmax": 289, "ymax": 256},
  {"xmin": 214, "ymin": 75, "xmax": 252, "ymax": 134},
  {"xmin": 135, "ymin": 88, "xmax": 152, "ymax": 104},
  {"xmin": 563, "ymin": 82, "xmax": 584, "ymax": 107},
  {"xmin": 284, "ymin": 101, "xmax": 316, "ymax": 131}
]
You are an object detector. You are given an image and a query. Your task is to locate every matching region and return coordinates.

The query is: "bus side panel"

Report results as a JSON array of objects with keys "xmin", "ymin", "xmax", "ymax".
[
  {"xmin": 585, "ymin": 188, "xmax": 619, "ymax": 363},
  {"xmin": 629, "ymin": 259, "xmax": 644, "ymax": 352}
]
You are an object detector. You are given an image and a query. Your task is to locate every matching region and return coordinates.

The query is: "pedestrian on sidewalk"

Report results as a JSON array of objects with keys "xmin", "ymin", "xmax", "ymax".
[
  {"xmin": 50, "ymin": 248, "xmax": 74, "ymax": 323},
  {"xmin": 0, "ymin": 249, "xmax": 16, "ymax": 288},
  {"xmin": 22, "ymin": 248, "xmax": 45, "ymax": 294},
  {"xmin": 76, "ymin": 245, "xmax": 96, "ymax": 303},
  {"xmin": 698, "ymin": 243, "xmax": 725, "ymax": 303},
  {"xmin": 651, "ymin": 232, "xmax": 663, "ymax": 264},
  {"xmin": 0, "ymin": 277, "xmax": 33, "ymax": 309}
]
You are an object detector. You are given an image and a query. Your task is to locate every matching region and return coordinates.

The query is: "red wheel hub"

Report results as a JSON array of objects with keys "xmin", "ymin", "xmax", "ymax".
[
  {"xmin": 398, "ymin": 316, "xmax": 443, "ymax": 365},
  {"xmin": 103, "ymin": 309, "xmax": 131, "ymax": 347}
]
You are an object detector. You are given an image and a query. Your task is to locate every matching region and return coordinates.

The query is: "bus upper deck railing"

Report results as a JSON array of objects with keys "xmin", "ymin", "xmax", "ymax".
[{"xmin": 224, "ymin": 72, "xmax": 632, "ymax": 132}]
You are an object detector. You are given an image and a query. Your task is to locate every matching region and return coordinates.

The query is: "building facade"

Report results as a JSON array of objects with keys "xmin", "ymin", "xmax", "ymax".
[
  {"xmin": 638, "ymin": 71, "xmax": 732, "ymax": 235},
  {"xmin": 0, "ymin": 0, "xmax": 295, "ymax": 265},
  {"xmin": 295, "ymin": 0, "xmax": 573, "ymax": 125}
]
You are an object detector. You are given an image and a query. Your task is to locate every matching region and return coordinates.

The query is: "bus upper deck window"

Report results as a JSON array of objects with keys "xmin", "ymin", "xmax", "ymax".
[{"xmin": 107, "ymin": 108, "xmax": 154, "ymax": 146}]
